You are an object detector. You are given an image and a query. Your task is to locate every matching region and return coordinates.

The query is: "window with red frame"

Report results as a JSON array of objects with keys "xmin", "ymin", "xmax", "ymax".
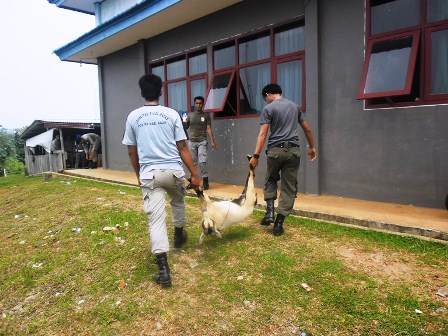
[
  {"xmin": 149, "ymin": 49, "xmax": 207, "ymax": 113},
  {"xmin": 359, "ymin": 0, "xmax": 448, "ymax": 107},
  {"xmin": 205, "ymin": 20, "xmax": 305, "ymax": 118}
]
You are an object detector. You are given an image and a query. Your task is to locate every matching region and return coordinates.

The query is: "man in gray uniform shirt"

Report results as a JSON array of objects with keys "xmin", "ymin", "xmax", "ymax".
[{"xmin": 249, "ymin": 83, "xmax": 317, "ymax": 236}]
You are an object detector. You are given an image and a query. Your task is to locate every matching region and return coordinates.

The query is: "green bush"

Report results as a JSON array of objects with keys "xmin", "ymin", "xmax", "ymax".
[{"xmin": 4, "ymin": 157, "xmax": 25, "ymax": 175}]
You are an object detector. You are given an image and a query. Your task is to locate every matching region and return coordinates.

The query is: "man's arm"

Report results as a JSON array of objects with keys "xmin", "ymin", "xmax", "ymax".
[
  {"xmin": 82, "ymin": 143, "xmax": 89, "ymax": 159},
  {"xmin": 249, "ymin": 123, "xmax": 270, "ymax": 168},
  {"xmin": 176, "ymin": 140, "xmax": 200, "ymax": 189},
  {"xmin": 126, "ymin": 145, "xmax": 140, "ymax": 184},
  {"xmin": 299, "ymin": 120, "xmax": 317, "ymax": 161},
  {"xmin": 206, "ymin": 124, "xmax": 217, "ymax": 150}
]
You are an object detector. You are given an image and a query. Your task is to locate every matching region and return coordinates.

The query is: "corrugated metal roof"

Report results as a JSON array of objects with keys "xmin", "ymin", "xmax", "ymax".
[{"xmin": 19, "ymin": 119, "xmax": 100, "ymax": 140}]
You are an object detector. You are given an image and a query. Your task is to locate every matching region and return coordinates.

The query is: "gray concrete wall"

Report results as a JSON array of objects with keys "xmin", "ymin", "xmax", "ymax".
[
  {"xmin": 98, "ymin": 0, "xmax": 448, "ymax": 208},
  {"xmin": 101, "ymin": 0, "xmax": 306, "ymax": 190},
  {"xmin": 101, "ymin": 44, "xmax": 144, "ymax": 172},
  {"xmin": 147, "ymin": 0, "xmax": 304, "ymax": 61},
  {"xmin": 145, "ymin": 0, "xmax": 305, "ymax": 189},
  {"xmin": 318, "ymin": 0, "xmax": 448, "ymax": 208}
]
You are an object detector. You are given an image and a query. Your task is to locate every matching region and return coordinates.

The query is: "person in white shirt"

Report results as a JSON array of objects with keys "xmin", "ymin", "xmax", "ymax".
[{"xmin": 122, "ymin": 74, "xmax": 200, "ymax": 288}]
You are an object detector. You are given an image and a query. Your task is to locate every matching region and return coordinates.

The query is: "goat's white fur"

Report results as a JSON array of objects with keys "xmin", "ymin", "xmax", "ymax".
[{"xmin": 197, "ymin": 168, "xmax": 257, "ymax": 243}]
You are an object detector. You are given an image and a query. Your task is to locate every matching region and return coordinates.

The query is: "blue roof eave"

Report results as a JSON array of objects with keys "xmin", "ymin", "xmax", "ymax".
[
  {"xmin": 47, "ymin": 0, "xmax": 95, "ymax": 15},
  {"xmin": 53, "ymin": 0, "xmax": 181, "ymax": 64}
]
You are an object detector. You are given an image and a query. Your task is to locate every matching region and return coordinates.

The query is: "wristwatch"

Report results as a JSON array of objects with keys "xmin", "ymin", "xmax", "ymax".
[{"xmin": 253, "ymin": 153, "xmax": 260, "ymax": 159}]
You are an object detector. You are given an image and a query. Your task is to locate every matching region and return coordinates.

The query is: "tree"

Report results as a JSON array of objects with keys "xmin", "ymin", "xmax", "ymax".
[{"xmin": 0, "ymin": 127, "xmax": 26, "ymax": 176}]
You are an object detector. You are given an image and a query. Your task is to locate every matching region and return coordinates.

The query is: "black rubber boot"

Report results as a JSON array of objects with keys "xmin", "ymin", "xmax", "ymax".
[
  {"xmin": 91, "ymin": 161, "xmax": 98, "ymax": 169},
  {"xmin": 261, "ymin": 199, "xmax": 275, "ymax": 226},
  {"xmin": 84, "ymin": 160, "xmax": 92, "ymax": 169},
  {"xmin": 155, "ymin": 252, "xmax": 172, "ymax": 288},
  {"xmin": 273, "ymin": 214, "xmax": 286, "ymax": 236},
  {"xmin": 174, "ymin": 227, "xmax": 187, "ymax": 248},
  {"xmin": 203, "ymin": 177, "xmax": 209, "ymax": 190}
]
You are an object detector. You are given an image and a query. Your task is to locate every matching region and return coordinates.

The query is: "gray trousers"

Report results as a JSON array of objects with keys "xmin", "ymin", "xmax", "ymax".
[
  {"xmin": 263, "ymin": 146, "xmax": 301, "ymax": 216},
  {"xmin": 140, "ymin": 169, "xmax": 186, "ymax": 254},
  {"xmin": 188, "ymin": 140, "xmax": 208, "ymax": 178}
]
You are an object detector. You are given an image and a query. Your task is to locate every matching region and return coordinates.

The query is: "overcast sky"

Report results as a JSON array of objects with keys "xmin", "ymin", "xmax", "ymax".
[{"xmin": 0, "ymin": 1, "xmax": 99, "ymax": 130}]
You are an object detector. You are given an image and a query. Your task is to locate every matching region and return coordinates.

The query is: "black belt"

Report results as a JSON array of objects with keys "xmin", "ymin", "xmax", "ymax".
[{"xmin": 273, "ymin": 141, "xmax": 299, "ymax": 149}]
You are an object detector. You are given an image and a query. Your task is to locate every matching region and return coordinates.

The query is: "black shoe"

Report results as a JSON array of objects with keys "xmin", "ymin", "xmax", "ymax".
[
  {"xmin": 261, "ymin": 199, "xmax": 275, "ymax": 226},
  {"xmin": 203, "ymin": 177, "xmax": 209, "ymax": 190},
  {"xmin": 155, "ymin": 252, "xmax": 171, "ymax": 288},
  {"xmin": 174, "ymin": 227, "xmax": 187, "ymax": 248},
  {"xmin": 273, "ymin": 214, "xmax": 285, "ymax": 236}
]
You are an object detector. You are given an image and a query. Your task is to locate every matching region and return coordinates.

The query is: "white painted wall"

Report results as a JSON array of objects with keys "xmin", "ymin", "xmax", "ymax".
[{"xmin": 100, "ymin": 0, "xmax": 143, "ymax": 23}]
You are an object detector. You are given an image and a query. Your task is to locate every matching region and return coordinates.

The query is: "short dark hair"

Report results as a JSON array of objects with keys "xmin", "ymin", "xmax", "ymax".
[
  {"xmin": 139, "ymin": 74, "xmax": 162, "ymax": 101},
  {"xmin": 193, "ymin": 96, "xmax": 204, "ymax": 103},
  {"xmin": 262, "ymin": 83, "xmax": 282, "ymax": 96}
]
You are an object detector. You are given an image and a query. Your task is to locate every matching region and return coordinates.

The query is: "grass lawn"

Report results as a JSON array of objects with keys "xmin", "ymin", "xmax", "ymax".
[{"xmin": 0, "ymin": 174, "xmax": 447, "ymax": 335}]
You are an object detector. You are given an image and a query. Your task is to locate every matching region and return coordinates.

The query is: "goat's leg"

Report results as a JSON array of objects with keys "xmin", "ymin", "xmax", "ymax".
[{"xmin": 213, "ymin": 229, "xmax": 222, "ymax": 239}]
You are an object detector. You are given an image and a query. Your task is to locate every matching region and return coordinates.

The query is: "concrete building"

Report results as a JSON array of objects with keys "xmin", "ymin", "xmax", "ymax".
[{"xmin": 49, "ymin": 0, "xmax": 448, "ymax": 209}]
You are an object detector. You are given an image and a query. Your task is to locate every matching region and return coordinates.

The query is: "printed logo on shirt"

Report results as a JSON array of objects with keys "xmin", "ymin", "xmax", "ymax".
[{"xmin": 136, "ymin": 111, "xmax": 170, "ymax": 128}]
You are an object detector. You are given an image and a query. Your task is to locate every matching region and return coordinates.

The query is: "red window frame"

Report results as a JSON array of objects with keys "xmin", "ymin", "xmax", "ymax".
[
  {"xmin": 361, "ymin": 0, "xmax": 448, "ymax": 107},
  {"xmin": 274, "ymin": 53, "xmax": 306, "ymax": 112},
  {"xmin": 149, "ymin": 48, "xmax": 207, "ymax": 112},
  {"xmin": 424, "ymin": 25, "xmax": 448, "ymax": 101},
  {"xmin": 203, "ymin": 70, "xmax": 236, "ymax": 112},
  {"xmin": 207, "ymin": 19, "xmax": 306, "ymax": 119},
  {"xmin": 357, "ymin": 30, "xmax": 420, "ymax": 99}
]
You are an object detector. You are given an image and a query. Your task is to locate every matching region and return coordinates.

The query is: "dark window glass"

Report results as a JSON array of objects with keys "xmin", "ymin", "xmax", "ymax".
[
  {"xmin": 371, "ymin": 0, "xmax": 419, "ymax": 35},
  {"xmin": 427, "ymin": 0, "xmax": 448, "ymax": 22},
  {"xmin": 364, "ymin": 36, "xmax": 414, "ymax": 94},
  {"xmin": 275, "ymin": 25, "xmax": 305, "ymax": 55},
  {"xmin": 239, "ymin": 35, "xmax": 270, "ymax": 64},
  {"xmin": 214, "ymin": 45, "xmax": 235, "ymax": 70},
  {"xmin": 431, "ymin": 29, "xmax": 448, "ymax": 94},
  {"xmin": 239, "ymin": 63, "xmax": 271, "ymax": 114}
]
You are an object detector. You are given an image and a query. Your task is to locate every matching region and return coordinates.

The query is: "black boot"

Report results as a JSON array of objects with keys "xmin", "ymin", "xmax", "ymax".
[
  {"xmin": 155, "ymin": 252, "xmax": 172, "ymax": 288},
  {"xmin": 91, "ymin": 161, "xmax": 98, "ymax": 169},
  {"xmin": 273, "ymin": 214, "xmax": 285, "ymax": 236},
  {"xmin": 84, "ymin": 160, "xmax": 92, "ymax": 169},
  {"xmin": 203, "ymin": 177, "xmax": 209, "ymax": 190},
  {"xmin": 261, "ymin": 199, "xmax": 275, "ymax": 226},
  {"xmin": 174, "ymin": 227, "xmax": 187, "ymax": 248}
]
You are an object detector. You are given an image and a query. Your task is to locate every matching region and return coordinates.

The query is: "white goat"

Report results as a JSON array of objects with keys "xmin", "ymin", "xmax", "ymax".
[{"xmin": 195, "ymin": 161, "xmax": 257, "ymax": 243}]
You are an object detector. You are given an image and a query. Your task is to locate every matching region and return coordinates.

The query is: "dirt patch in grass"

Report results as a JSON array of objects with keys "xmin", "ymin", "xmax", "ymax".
[{"xmin": 335, "ymin": 245, "xmax": 415, "ymax": 280}]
